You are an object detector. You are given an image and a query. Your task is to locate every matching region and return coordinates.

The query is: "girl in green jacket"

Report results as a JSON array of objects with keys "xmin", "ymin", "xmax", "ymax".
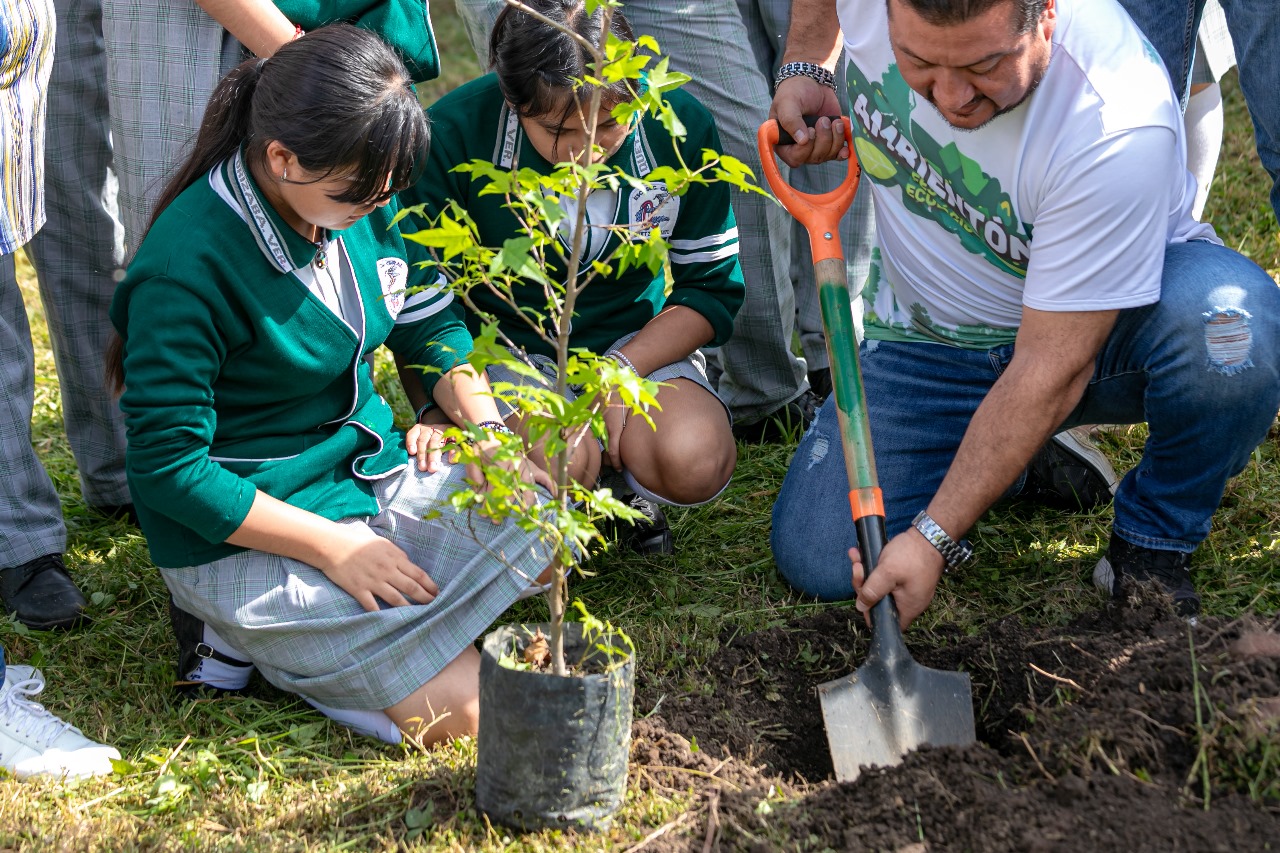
[
  {"xmin": 110, "ymin": 26, "xmax": 552, "ymax": 747},
  {"xmin": 402, "ymin": 0, "xmax": 744, "ymax": 555}
]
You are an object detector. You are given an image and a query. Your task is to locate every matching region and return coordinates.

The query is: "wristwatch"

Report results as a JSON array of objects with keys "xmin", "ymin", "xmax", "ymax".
[{"xmin": 911, "ymin": 511, "xmax": 973, "ymax": 570}]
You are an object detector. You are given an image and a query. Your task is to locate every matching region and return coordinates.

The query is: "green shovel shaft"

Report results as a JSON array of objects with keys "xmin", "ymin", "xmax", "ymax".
[
  {"xmin": 815, "ymin": 258, "xmax": 905, "ymax": 644},
  {"xmin": 815, "ymin": 257, "xmax": 876, "ymax": 495}
]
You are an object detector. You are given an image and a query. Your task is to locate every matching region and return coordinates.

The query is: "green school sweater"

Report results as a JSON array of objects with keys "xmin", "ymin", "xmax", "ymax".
[
  {"xmin": 274, "ymin": 0, "xmax": 438, "ymax": 82},
  {"xmin": 110, "ymin": 151, "xmax": 468, "ymax": 567},
  {"xmin": 402, "ymin": 74, "xmax": 745, "ymax": 357}
]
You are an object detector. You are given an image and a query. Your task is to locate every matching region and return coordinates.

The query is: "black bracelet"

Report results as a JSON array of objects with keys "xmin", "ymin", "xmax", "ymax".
[{"xmin": 775, "ymin": 60, "xmax": 838, "ymax": 93}]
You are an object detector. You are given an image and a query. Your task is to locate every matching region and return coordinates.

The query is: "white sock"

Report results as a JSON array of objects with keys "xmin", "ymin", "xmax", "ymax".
[
  {"xmin": 304, "ymin": 698, "xmax": 403, "ymax": 745},
  {"xmin": 1184, "ymin": 82, "xmax": 1224, "ymax": 220},
  {"xmin": 184, "ymin": 623, "xmax": 254, "ymax": 690}
]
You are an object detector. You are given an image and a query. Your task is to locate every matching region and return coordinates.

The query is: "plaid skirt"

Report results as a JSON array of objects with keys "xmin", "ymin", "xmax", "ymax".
[{"xmin": 161, "ymin": 461, "xmax": 552, "ymax": 710}]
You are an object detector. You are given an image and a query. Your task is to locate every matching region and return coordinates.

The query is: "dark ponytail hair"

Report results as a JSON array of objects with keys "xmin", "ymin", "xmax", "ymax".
[
  {"xmin": 147, "ymin": 23, "xmax": 429, "ymax": 234},
  {"xmin": 489, "ymin": 0, "xmax": 635, "ymax": 122},
  {"xmin": 110, "ymin": 24, "xmax": 429, "ymax": 392}
]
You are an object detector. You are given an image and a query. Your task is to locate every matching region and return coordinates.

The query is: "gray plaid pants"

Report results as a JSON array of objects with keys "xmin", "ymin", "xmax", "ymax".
[
  {"xmin": 3, "ymin": 0, "xmax": 136, "ymax": 568},
  {"xmin": 24, "ymin": 0, "xmax": 130, "ymax": 512},
  {"xmin": 453, "ymin": 0, "xmax": 873, "ymax": 420},
  {"xmin": 102, "ymin": 0, "xmax": 241, "ymax": 252},
  {"xmin": 0, "ymin": 256, "xmax": 66, "ymax": 568}
]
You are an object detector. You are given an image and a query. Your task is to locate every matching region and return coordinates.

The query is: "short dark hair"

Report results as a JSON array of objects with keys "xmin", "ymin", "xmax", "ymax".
[
  {"xmin": 489, "ymin": 0, "xmax": 636, "ymax": 121},
  {"xmin": 888, "ymin": 0, "xmax": 1050, "ymax": 34}
]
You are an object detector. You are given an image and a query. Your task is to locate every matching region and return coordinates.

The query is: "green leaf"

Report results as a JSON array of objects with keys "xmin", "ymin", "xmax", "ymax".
[
  {"xmin": 401, "ymin": 215, "xmax": 473, "ymax": 261},
  {"xmin": 491, "ymin": 236, "xmax": 552, "ymax": 287},
  {"xmin": 644, "ymin": 57, "xmax": 691, "ymax": 95}
]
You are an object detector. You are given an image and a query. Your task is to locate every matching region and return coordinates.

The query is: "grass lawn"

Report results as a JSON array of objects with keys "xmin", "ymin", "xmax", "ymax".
[{"xmin": 3, "ymin": 3, "xmax": 1278, "ymax": 848}]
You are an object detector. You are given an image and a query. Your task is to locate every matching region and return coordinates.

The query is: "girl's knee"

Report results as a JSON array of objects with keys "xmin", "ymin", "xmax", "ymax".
[
  {"xmin": 386, "ymin": 648, "xmax": 482, "ymax": 746},
  {"xmin": 638, "ymin": 431, "xmax": 735, "ymax": 504}
]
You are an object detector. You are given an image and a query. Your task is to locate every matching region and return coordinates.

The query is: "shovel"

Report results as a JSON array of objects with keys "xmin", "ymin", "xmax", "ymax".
[{"xmin": 757, "ymin": 117, "xmax": 976, "ymax": 782}]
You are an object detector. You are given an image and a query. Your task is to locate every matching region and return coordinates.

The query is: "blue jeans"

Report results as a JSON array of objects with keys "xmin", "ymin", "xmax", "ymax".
[
  {"xmin": 1116, "ymin": 0, "xmax": 1280, "ymax": 222},
  {"xmin": 771, "ymin": 241, "xmax": 1280, "ymax": 600}
]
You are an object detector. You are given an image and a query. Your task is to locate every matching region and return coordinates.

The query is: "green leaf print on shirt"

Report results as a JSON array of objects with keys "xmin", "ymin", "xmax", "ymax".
[{"xmin": 846, "ymin": 61, "xmax": 1033, "ymax": 279}]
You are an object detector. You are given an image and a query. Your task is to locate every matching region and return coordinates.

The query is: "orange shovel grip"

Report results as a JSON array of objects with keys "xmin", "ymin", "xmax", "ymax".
[{"xmin": 757, "ymin": 118, "xmax": 861, "ymax": 263}]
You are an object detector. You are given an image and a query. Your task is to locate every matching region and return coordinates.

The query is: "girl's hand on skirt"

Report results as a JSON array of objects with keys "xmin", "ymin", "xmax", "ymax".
[{"xmin": 317, "ymin": 525, "xmax": 439, "ymax": 611}]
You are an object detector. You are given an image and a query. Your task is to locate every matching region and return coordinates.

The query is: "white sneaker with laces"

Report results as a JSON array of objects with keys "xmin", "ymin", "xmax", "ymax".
[{"xmin": 0, "ymin": 665, "xmax": 120, "ymax": 779}]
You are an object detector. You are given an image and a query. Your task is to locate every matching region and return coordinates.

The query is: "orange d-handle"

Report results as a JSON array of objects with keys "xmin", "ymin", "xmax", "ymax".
[{"xmin": 757, "ymin": 118, "xmax": 861, "ymax": 264}]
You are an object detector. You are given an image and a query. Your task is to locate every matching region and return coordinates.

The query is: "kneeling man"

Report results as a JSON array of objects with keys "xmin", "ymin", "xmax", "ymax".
[{"xmin": 769, "ymin": 0, "xmax": 1280, "ymax": 624}]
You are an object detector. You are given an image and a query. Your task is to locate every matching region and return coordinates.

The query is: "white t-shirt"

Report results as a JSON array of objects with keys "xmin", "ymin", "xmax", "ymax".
[{"xmin": 837, "ymin": 0, "xmax": 1218, "ymax": 348}]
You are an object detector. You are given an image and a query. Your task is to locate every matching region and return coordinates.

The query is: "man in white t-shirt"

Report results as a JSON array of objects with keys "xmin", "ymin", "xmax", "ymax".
[{"xmin": 768, "ymin": 0, "xmax": 1280, "ymax": 625}]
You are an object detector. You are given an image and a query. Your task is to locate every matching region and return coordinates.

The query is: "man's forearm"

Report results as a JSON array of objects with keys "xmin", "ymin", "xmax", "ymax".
[
  {"xmin": 926, "ymin": 365, "xmax": 1089, "ymax": 541},
  {"xmin": 782, "ymin": 0, "xmax": 843, "ymax": 69},
  {"xmin": 924, "ymin": 306, "xmax": 1117, "ymax": 543}
]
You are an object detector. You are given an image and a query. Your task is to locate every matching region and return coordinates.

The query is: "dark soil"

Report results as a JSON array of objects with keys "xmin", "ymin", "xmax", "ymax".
[{"xmin": 628, "ymin": 589, "xmax": 1280, "ymax": 851}]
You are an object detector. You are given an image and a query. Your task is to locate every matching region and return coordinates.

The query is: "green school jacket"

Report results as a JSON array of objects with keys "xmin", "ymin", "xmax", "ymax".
[
  {"xmin": 110, "ymin": 151, "xmax": 468, "ymax": 568},
  {"xmin": 275, "ymin": 0, "xmax": 438, "ymax": 82},
  {"xmin": 402, "ymin": 74, "xmax": 745, "ymax": 357}
]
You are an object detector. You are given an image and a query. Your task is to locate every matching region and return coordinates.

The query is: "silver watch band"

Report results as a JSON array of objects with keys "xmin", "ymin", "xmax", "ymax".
[{"xmin": 912, "ymin": 511, "xmax": 973, "ymax": 570}]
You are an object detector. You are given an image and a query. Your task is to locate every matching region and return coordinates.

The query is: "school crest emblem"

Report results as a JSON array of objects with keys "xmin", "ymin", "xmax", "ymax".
[
  {"xmin": 376, "ymin": 257, "xmax": 408, "ymax": 317},
  {"xmin": 629, "ymin": 183, "xmax": 678, "ymax": 238}
]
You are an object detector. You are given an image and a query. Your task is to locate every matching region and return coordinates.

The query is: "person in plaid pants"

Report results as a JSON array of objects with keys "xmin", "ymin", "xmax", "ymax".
[{"xmin": 1, "ymin": 0, "xmax": 98, "ymax": 630}]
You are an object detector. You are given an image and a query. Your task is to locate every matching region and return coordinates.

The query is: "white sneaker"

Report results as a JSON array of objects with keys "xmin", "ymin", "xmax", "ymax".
[{"xmin": 0, "ymin": 666, "xmax": 120, "ymax": 779}]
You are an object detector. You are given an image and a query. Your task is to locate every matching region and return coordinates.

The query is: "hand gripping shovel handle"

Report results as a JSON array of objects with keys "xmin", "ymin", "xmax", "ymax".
[{"xmin": 758, "ymin": 119, "xmax": 908, "ymax": 655}]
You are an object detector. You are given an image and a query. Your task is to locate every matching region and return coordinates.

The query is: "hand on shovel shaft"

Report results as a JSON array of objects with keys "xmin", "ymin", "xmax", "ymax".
[{"xmin": 851, "ymin": 526, "xmax": 946, "ymax": 631}]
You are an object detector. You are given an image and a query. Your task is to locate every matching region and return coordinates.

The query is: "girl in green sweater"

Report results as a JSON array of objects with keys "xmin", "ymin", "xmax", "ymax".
[
  {"xmin": 402, "ymin": 0, "xmax": 745, "ymax": 554},
  {"xmin": 110, "ymin": 26, "xmax": 552, "ymax": 746}
]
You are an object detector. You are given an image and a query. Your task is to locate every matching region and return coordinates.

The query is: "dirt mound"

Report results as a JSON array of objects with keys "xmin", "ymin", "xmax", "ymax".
[{"xmin": 632, "ymin": 592, "xmax": 1280, "ymax": 851}]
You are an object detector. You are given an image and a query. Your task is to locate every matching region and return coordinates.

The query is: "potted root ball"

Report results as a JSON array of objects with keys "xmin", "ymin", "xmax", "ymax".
[{"xmin": 475, "ymin": 608, "xmax": 635, "ymax": 830}]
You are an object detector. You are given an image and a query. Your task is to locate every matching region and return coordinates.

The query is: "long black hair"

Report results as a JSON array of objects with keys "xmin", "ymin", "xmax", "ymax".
[
  {"xmin": 147, "ymin": 23, "xmax": 429, "ymax": 234},
  {"xmin": 110, "ymin": 24, "xmax": 429, "ymax": 392},
  {"xmin": 489, "ymin": 0, "xmax": 635, "ymax": 122}
]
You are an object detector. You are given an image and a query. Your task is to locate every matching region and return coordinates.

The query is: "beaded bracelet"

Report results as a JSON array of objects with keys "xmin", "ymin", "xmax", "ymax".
[
  {"xmin": 605, "ymin": 349, "xmax": 639, "ymax": 376},
  {"xmin": 477, "ymin": 419, "xmax": 515, "ymax": 437},
  {"xmin": 774, "ymin": 61, "xmax": 838, "ymax": 93}
]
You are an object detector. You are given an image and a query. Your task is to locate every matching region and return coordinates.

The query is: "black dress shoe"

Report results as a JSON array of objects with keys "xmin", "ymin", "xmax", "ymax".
[
  {"xmin": 169, "ymin": 598, "xmax": 254, "ymax": 697},
  {"xmin": 0, "ymin": 554, "xmax": 89, "ymax": 630},
  {"xmin": 621, "ymin": 495, "xmax": 675, "ymax": 556}
]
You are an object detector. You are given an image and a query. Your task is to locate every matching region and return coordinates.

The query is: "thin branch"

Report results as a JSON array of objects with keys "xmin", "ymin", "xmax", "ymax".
[
  {"xmin": 622, "ymin": 812, "xmax": 693, "ymax": 853},
  {"xmin": 1028, "ymin": 662, "xmax": 1087, "ymax": 693},
  {"xmin": 701, "ymin": 789, "xmax": 721, "ymax": 853},
  {"xmin": 1018, "ymin": 732, "xmax": 1055, "ymax": 783}
]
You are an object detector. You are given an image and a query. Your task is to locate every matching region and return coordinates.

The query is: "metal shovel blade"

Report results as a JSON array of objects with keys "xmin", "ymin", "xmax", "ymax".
[{"xmin": 819, "ymin": 645, "xmax": 976, "ymax": 782}]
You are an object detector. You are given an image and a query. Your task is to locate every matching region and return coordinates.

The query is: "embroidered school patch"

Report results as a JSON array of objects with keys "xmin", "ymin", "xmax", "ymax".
[
  {"xmin": 629, "ymin": 183, "xmax": 678, "ymax": 239},
  {"xmin": 377, "ymin": 257, "xmax": 409, "ymax": 317}
]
